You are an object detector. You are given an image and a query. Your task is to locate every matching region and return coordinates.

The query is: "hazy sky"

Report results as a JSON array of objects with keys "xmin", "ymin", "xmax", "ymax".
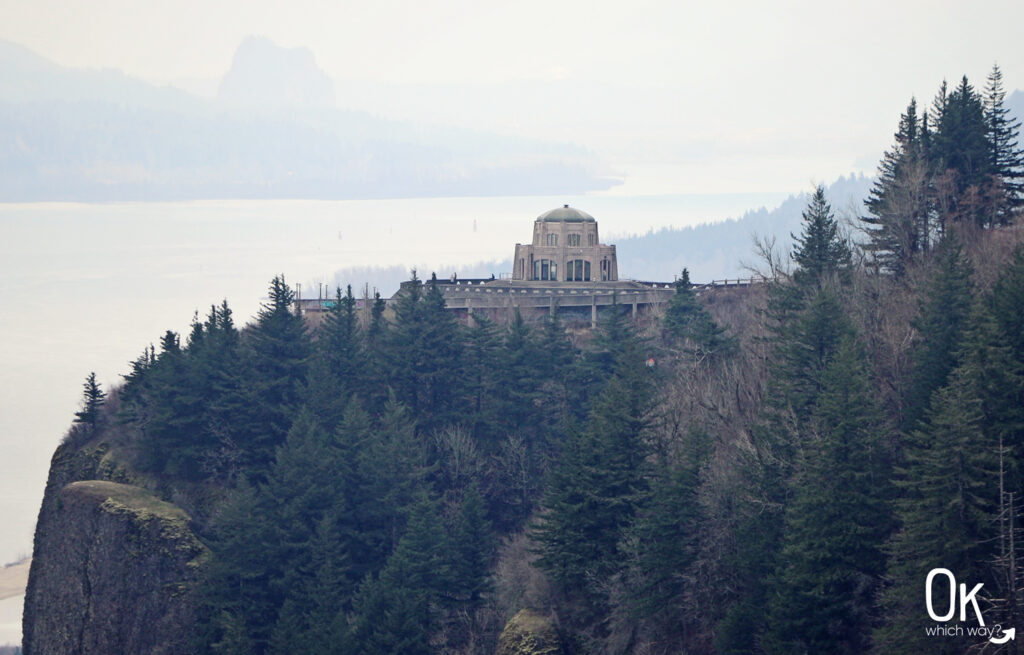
[{"xmin": 3, "ymin": 0, "xmax": 1024, "ymax": 193}]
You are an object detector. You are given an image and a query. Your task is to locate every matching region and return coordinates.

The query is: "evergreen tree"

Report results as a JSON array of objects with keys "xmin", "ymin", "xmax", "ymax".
[
  {"xmin": 864, "ymin": 98, "xmax": 934, "ymax": 275},
  {"xmin": 462, "ymin": 313, "xmax": 503, "ymax": 443},
  {"xmin": 385, "ymin": 272, "xmax": 464, "ymax": 431},
  {"xmin": 266, "ymin": 512, "xmax": 353, "ymax": 655},
  {"xmin": 322, "ymin": 285, "xmax": 365, "ymax": 393},
  {"xmin": 992, "ymin": 246, "xmax": 1024, "ymax": 360},
  {"xmin": 933, "ymin": 76, "xmax": 993, "ymax": 226},
  {"xmin": 775, "ymin": 289, "xmax": 854, "ymax": 425},
  {"xmin": 347, "ymin": 493, "xmax": 449, "ymax": 655},
  {"xmin": 260, "ymin": 411, "xmax": 345, "ymax": 590},
  {"xmin": 762, "ymin": 339, "xmax": 892, "ymax": 655},
  {"xmin": 362, "ymin": 289, "xmax": 390, "ymax": 412},
  {"xmin": 903, "ymin": 234, "xmax": 974, "ymax": 431},
  {"xmin": 989, "ymin": 248, "xmax": 1024, "ymax": 498},
  {"xmin": 496, "ymin": 308, "xmax": 544, "ymax": 441},
  {"xmin": 137, "ymin": 327, "xmax": 216, "ymax": 478},
  {"xmin": 984, "ymin": 64, "xmax": 1024, "ymax": 222},
  {"xmin": 307, "ymin": 285, "xmax": 366, "ymax": 429},
  {"xmin": 878, "ymin": 365, "xmax": 998, "ymax": 653},
  {"xmin": 532, "ymin": 309, "xmax": 577, "ymax": 442},
  {"xmin": 417, "ymin": 274, "xmax": 464, "ymax": 430},
  {"xmin": 241, "ymin": 275, "xmax": 311, "ymax": 475},
  {"xmin": 791, "ymin": 185, "xmax": 852, "ymax": 289},
  {"xmin": 449, "ymin": 482, "xmax": 494, "ymax": 609},
  {"xmin": 72, "ymin": 371, "xmax": 106, "ymax": 432},
  {"xmin": 721, "ymin": 192, "xmax": 858, "ymax": 652},
  {"xmin": 578, "ymin": 295, "xmax": 650, "ymax": 410},
  {"xmin": 663, "ymin": 268, "xmax": 735, "ymax": 356},
  {"xmin": 960, "ymin": 299, "xmax": 1024, "ymax": 495},
  {"xmin": 533, "ymin": 375, "xmax": 649, "ymax": 613},
  {"xmin": 624, "ymin": 429, "xmax": 709, "ymax": 635},
  {"xmin": 201, "ymin": 480, "xmax": 278, "ymax": 655},
  {"xmin": 354, "ymin": 396, "xmax": 432, "ymax": 559}
]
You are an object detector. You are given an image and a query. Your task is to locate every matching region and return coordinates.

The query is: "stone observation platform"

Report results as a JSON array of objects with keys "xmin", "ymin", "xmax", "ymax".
[
  {"xmin": 414, "ymin": 277, "xmax": 677, "ymax": 326},
  {"xmin": 296, "ymin": 205, "xmax": 758, "ymax": 326}
]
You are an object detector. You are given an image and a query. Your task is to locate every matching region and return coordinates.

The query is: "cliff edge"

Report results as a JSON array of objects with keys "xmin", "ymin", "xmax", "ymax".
[{"xmin": 22, "ymin": 442, "xmax": 207, "ymax": 655}]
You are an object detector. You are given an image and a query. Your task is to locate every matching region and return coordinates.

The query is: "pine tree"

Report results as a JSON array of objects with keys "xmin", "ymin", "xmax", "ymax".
[
  {"xmin": 384, "ymin": 271, "xmax": 463, "ymax": 430},
  {"xmin": 663, "ymin": 268, "xmax": 735, "ymax": 356},
  {"xmin": 903, "ymin": 234, "xmax": 974, "ymax": 431},
  {"xmin": 877, "ymin": 364, "xmax": 999, "ymax": 653},
  {"xmin": 354, "ymin": 396, "xmax": 432, "ymax": 559},
  {"xmin": 762, "ymin": 338, "xmax": 892, "ymax": 655},
  {"xmin": 496, "ymin": 308, "xmax": 544, "ymax": 441},
  {"xmin": 307, "ymin": 285, "xmax": 366, "ymax": 429},
  {"xmin": 624, "ymin": 429, "xmax": 709, "ymax": 633},
  {"xmin": 984, "ymin": 64, "xmax": 1024, "ymax": 223},
  {"xmin": 766, "ymin": 185, "xmax": 852, "ymax": 346},
  {"xmin": 532, "ymin": 375, "xmax": 649, "ymax": 613},
  {"xmin": 261, "ymin": 411, "xmax": 344, "ymax": 583},
  {"xmin": 933, "ymin": 76, "xmax": 993, "ymax": 226},
  {"xmin": 347, "ymin": 493, "xmax": 449, "ymax": 655},
  {"xmin": 266, "ymin": 512, "xmax": 353, "ymax": 655},
  {"xmin": 242, "ymin": 275, "xmax": 311, "ymax": 475},
  {"xmin": 578, "ymin": 295, "xmax": 650, "ymax": 409},
  {"xmin": 791, "ymin": 185, "xmax": 852, "ymax": 289},
  {"xmin": 990, "ymin": 247, "xmax": 1024, "ymax": 497},
  {"xmin": 137, "ymin": 327, "xmax": 217, "ymax": 478},
  {"xmin": 864, "ymin": 98, "xmax": 934, "ymax": 275},
  {"xmin": 72, "ymin": 371, "xmax": 106, "ymax": 433},
  {"xmin": 462, "ymin": 312, "xmax": 503, "ymax": 444},
  {"xmin": 416, "ymin": 273, "xmax": 464, "ymax": 430},
  {"xmin": 362, "ymin": 289, "xmax": 390, "ymax": 412},
  {"xmin": 721, "ymin": 193, "xmax": 858, "ymax": 652},
  {"xmin": 532, "ymin": 309, "xmax": 577, "ymax": 446},
  {"xmin": 201, "ymin": 480, "xmax": 279, "ymax": 654},
  {"xmin": 449, "ymin": 482, "xmax": 494, "ymax": 609}
]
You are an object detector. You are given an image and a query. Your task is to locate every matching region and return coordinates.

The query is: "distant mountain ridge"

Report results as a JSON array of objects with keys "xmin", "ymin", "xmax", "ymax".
[
  {"xmin": 0, "ymin": 38, "xmax": 617, "ymax": 201},
  {"xmin": 321, "ymin": 175, "xmax": 875, "ymax": 296},
  {"xmin": 218, "ymin": 36, "xmax": 336, "ymax": 110},
  {"xmin": 615, "ymin": 174, "xmax": 874, "ymax": 282}
]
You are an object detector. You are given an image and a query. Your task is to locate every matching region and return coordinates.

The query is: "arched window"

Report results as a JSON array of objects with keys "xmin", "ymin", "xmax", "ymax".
[
  {"xmin": 567, "ymin": 233, "xmax": 581, "ymax": 247},
  {"xmin": 545, "ymin": 233, "xmax": 558, "ymax": 246},
  {"xmin": 566, "ymin": 259, "xmax": 591, "ymax": 281},
  {"xmin": 533, "ymin": 259, "xmax": 558, "ymax": 281}
]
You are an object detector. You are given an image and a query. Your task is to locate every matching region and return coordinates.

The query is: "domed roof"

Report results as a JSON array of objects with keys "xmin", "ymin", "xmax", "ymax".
[{"xmin": 537, "ymin": 204, "xmax": 595, "ymax": 222}]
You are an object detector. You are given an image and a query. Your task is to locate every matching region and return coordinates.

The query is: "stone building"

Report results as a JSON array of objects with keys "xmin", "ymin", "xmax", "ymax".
[
  {"xmin": 512, "ymin": 205, "xmax": 618, "ymax": 282},
  {"xmin": 297, "ymin": 204, "xmax": 680, "ymax": 327}
]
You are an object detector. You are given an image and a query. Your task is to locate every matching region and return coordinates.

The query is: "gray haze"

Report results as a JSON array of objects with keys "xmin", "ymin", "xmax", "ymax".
[
  {"xmin": 4, "ymin": 0, "xmax": 1024, "ymax": 194},
  {"xmin": 0, "ymin": 38, "xmax": 615, "ymax": 200}
]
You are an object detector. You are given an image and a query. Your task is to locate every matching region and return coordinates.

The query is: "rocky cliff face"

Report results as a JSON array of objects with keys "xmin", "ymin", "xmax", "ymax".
[{"xmin": 22, "ymin": 442, "xmax": 207, "ymax": 655}]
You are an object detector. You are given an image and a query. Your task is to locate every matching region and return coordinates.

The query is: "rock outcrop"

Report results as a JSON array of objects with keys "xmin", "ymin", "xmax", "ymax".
[
  {"xmin": 495, "ymin": 609, "xmax": 565, "ymax": 655},
  {"xmin": 22, "ymin": 442, "xmax": 207, "ymax": 655}
]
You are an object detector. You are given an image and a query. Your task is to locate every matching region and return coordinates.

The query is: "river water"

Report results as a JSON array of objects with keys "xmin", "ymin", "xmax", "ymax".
[{"xmin": 0, "ymin": 191, "xmax": 787, "ymax": 640}]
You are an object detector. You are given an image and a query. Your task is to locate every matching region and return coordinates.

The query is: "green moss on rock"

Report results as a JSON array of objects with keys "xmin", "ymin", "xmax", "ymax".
[{"xmin": 495, "ymin": 609, "xmax": 565, "ymax": 655}]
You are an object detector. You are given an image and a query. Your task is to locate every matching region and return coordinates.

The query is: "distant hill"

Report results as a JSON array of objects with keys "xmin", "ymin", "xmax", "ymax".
[
  {"xmin": 0, "ymin": 38, "xmax": 617, "ymax": 201},
  {"xmin": 614, "ymin": 174, "xmax": 874, "ymax": 282},
  {"xmin": 321, "ymin": 175, "xmax": 875, "ymax": 295},
  {"xmin": 218, "ymin": 36, "xmax": 336, "ymax": 110}
]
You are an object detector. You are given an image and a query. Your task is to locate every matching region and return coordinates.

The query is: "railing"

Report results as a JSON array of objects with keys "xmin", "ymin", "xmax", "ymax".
[{"xmin": 702, "ymin": 277, "xmax": 762, "ymax": 287}]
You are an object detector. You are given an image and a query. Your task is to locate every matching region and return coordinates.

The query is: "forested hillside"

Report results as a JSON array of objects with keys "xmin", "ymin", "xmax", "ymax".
[{"xmin": 25, "ymin": 65, "xmax": 1024, "ymax": 655}]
